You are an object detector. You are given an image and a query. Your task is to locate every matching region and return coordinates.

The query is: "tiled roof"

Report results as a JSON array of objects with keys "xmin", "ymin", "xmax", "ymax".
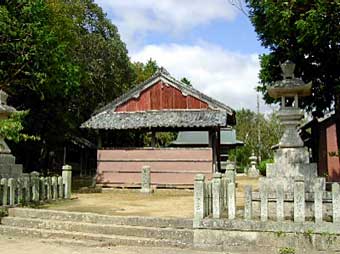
[{"xmin": 81, "ymin": 110, "xmax": 227, "ymax": 130}]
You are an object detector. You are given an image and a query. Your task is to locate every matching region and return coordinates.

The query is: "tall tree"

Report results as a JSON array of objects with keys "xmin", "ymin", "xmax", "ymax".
[
  {"xmin": 230, "ymin": 109, "xmax": 283, "ymax": 171},
  {"xmin": 246, "ymin": 0, "xmax": 340, "ymax": 150},
  {"xmin": 0, "ymin": 0, "xmax": 135, "ymax": 170}
]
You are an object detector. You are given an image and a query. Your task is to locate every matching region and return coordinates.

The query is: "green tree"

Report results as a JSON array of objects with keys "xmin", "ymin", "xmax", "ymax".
[
  {"xmin": 246, "ymin": 0, "xmax": 340, "ymax": 149},
  {"xmin": 0, "ymin": 0, "xmax": 135, "ymax": 170},
  {"xmin": 132, "ymin": 59, "xmax": 158, "ymax": 84},
  {"xmin": 230, "ymin": 109, "xmax": 283, "ymax": 171}
]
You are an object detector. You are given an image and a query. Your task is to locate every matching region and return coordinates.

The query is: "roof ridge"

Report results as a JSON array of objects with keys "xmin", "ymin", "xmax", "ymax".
[{"xmin": 92, "ymin": 67, "xmax": 235, "ymax": 117}]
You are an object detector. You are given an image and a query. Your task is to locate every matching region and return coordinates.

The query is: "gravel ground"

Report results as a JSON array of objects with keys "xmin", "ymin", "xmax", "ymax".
[{"xmin": 0, "ymin": 235, "xmax": 239, "ymax": 254}]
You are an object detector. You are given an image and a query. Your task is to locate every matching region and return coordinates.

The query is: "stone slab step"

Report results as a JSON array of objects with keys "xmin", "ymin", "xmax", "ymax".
[
  {"xmin": 0, "ymin": 225, "xmax": 190, "ymax": 248},
  {"xmin": 8, "ymin": 208, "xmax": 193, "ymax": 229},
  {"xmin": 1, "ymin": 216, "xmax": 193, "ymax": 243}
]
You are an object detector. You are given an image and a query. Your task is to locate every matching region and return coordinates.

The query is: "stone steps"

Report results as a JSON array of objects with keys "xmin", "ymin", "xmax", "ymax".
[
  {"xmin": 8, "ymin": 208, "xmax": 193, "ymax": 228},
  {"xmin": 1, "ymin": 216, "xmax": 193, "ymax": 242},
  {"xmin": 0, "ymin": 225, "xmax": 188, "ymax": 248},
  {"xmin": 0, "ymin": 208, "xmax": 193, "ymax": 248}
]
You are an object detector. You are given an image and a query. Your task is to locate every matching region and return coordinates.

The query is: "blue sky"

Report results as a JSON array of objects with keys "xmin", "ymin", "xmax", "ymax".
[{"xmin": 95, "ymin": 0, "xmax": 271, "ymax": 112}]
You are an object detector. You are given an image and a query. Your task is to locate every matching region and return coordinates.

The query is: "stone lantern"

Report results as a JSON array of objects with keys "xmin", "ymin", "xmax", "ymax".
[
  {"xmin": 0, "ymin": 90, "xmax": 23, "ymax": 178},
  {"xmin": 268, "ymin": 60, "xmax": 312, "ymax": 148},
  {"xmin": 0, "ymin": 90, "xmax": 16, "ymax": 154},
  {"xmin": 247, "ymin": 152, "xmax": 259, "ymax": 178},
  {"xmin": 263, "ymin": 61, "xmax": 322, "ymax": 193}
]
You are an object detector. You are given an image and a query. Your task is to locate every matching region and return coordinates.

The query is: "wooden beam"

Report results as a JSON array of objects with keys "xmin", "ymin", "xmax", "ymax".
[{"xmin": 216, "ymin": 127, "xmax": 221, "ymax": 172}]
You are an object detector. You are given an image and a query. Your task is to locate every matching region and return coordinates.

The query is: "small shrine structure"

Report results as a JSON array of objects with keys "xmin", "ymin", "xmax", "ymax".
[{"xmin": 82, "ymin": 68, "xmax": 236, "ymax": 187}]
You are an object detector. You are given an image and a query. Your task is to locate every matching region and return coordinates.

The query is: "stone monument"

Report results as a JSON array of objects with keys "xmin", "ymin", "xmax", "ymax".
[
  {"xmin": 0, "ymin": 90, "xmax": 23, "ymax": 178},
  {"xmin": 263, "ymin": 60, "xmax": 323, "ymax": 192},
  {"xmin": 248, "ymin": 152, "xmax": 259, "ymax": 178}
]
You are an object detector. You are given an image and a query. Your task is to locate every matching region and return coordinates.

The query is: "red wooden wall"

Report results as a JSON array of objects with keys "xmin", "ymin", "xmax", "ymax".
[
  {"xmin": 96, "ymin": 148, "xmax": 213, "ymax": 187},
  {"xmin": 326, "ymin": 124, "xmax": 340, "ymax": 181},
  {"xmin": 115, "ymin": 81, "xmax": 208, "ymax": 112}
]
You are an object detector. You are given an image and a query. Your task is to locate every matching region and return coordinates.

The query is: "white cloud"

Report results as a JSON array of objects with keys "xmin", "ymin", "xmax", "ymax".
[
  {"xmin": 131, "ymin": 43, "xmax": 273, "ymax": 112},
  {"xmin": 95, "ymin": 0, "xmax": 238, "ymax": 48}
]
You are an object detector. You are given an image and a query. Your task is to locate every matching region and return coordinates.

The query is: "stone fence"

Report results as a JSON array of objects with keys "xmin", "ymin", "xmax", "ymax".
[
  {"xmin": 0, "ymin": 165, "xmax": 72, "ymax": 208},
  {"xmin": 194, "ymin": 173, "xmax": 340, "ymax": 227}
]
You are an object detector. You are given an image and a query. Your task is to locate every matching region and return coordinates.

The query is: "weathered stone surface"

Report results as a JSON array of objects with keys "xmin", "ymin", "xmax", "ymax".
[
  {"xmin": 227, "ymin": 182, "xmax": 236, "ymax": 219},
  {"xmin": 140, "ymin": 166, "xmax": 151, "ymax": 193},
  {"xmin": 62, "ymin": 165, "xmax": 72, "ymax": 199},
  {"xmin": 194, "ymin": 174, "xmax": 205, "ymax": 224},
  {"xmin": 293, "ymin": 178, "xmax": 305, "ymax": 222},
  {"xmin": 332, "ymin": 183, "xmax": 340, "ymax": 223},
  {"xmin": 260, "ymin": 179, "xmax": 268, "ymax": 222},
  {"xmin": 244, "ymin": 185, "xmax": 252, "ymax": 220},
  {"xmin": 1, "ymin": 177, "xmax": 8, "ymax": 205},
  {"xmin": 276, "ymin": 184, "xmax": 284, "ymax": 221},
  {"xmin": 212, "ymin": 173, "xmax": 222, "ymax": 219}
]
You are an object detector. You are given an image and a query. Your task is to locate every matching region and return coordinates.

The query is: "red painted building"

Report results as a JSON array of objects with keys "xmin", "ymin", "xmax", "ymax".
[
  {"xmin": 300, "ymin": 112, "xmax": 340, "ymax": 182},
  {"xmin": 82, "ymin": 68, "xmax": 236, "ymax": 187}
]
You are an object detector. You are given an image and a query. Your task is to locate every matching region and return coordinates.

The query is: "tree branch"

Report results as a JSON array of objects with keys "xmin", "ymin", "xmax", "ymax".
[{"xmin": 228, "ymin": 0, "xmax": 248, "ymax": 16}]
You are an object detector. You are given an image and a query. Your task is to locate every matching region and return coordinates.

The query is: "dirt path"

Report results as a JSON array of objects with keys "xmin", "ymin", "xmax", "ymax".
[
  {"xmin": 0, "ymin": 235, "xmax": 242, "ymax": 254},
  {"xmin": 39, "ymin": 176, "xmax": 259, "ymax": 218}
]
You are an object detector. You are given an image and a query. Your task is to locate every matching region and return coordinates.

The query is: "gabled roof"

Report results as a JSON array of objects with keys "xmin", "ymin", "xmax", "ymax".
[
  {"xmin": 95, "ymin": 67, "xmax": 235, "ymax": 116},
  {"xmin": 82, "ymin": 68, "xmax": 236, "ymax": 130}
]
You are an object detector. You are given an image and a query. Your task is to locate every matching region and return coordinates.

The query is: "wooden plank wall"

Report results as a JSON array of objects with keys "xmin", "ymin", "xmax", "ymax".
[
  {"xmin": 115, "ymin": 81, "xmax": 208, "ymax": 112},
  {"xmin": 96, "ymin": 148, "xmax": 213, "ymax": 188}
]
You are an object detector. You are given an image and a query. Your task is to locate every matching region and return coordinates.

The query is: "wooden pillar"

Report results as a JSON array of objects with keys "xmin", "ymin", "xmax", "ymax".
[
  {"xmin": 151, "ymin": 131, "xmax": 156, "ymax": 147},
  {"xmin": 216, "ymin": 127, "xmax": 221, "ymax": 172},
  {"xmin": 209, "ymin": 129, "xmax": 217, "ymax": 173}
]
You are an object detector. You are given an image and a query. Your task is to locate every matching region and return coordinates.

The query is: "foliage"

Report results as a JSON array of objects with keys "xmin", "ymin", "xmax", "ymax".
[
  {"xmin": 0, "ymin": 0, "xmax": 135, "ymax": 170},
  {"xmin": 229, "ymin": 109, "xmax": 283, "ymax": 171},
  {"xmin": 0, "ymin": 111, "xmax": 38, "ymax": 143},
  {"xmin": 132, "ymin": 59, "xmax": 158, "ymax": 84},
  {"xmin": 181, "ymin": 77, "xmax": 192, "ymax": 86},
  {"xmin": 246, "ymin": 0, "xmax": 340, "ymax": 149},
  {"xmin": 258, "ymin": 158, "xmax": 273, "ymax": 176},
  {"xmin": 278, "ymin": 247, "xmax": 295, "ymax": 254}
]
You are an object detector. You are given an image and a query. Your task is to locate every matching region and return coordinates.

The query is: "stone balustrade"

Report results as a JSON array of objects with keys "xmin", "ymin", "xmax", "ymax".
[
  {"xmin": 0, "ymin": 166, "xmax": 72, "ymax": 207},
  {"xmin": 194, "ymin": 173, "xmax": 340, "ymax": 226}
]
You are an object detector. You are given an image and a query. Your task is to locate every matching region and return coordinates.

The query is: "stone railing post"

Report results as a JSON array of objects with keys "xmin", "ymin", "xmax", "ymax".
[
  {"xmin": 314, "ymin": 178, "xmax": 324, "ymax": 223},
  {"xmin": 225, "ymin": 170, "xmax": 235, "ymax": 184},
  {"xmin": 52, "ymin": 176, "xmax": 58, "ymax": 200},
  {"xmin": 276, "ymin": 183, "xmax": 284, "ymax": 222},
  {"xmin": 62, "ymin": 165, "xmax": 72, "ymax": 199},
  {"xmin": 194, "ymin": 174, "xmax": 205, "ymax": 226},
  {"xmin": 260, "ymin": 178, "xmax": 268, "ymax": 222},
  {"xmin": 17, "ymin": 177, "xmax": 23, "ymax": 204},
  {"xmin": 227, "ymin": 182, "xmax": 236, "ymax": 219},
  {"xmin": 294, "ymin": 176, "xmax": 305, "ymax": 223},
  {"xmin": 58, "ymin": 176, "xmax": 63, "ymax": 198},
  {"xmin": 141, "ymin": 166, "xmax": 151, "ymax": 193},
  {"xmin": 244, "ymin": 185, "xmax": 252, "ymax": 220},
  {"xmin": 39, "ymin": 177, "xmax": 45, "ymax": 201},
  {"xmin": 8, "ymin": 178, "xmax": 15, "ymax": 206},
  {"xmin": 22, "ymin": 173, "xmax": 30, "ymax": 203},
  {"xmin": 1, "ymin": 178, "xmax": 8, "ymax": 206},
  {"xmin": 30, "ymin": 171, "xmax": 40, "ymax": 202},
  {"xmin": 212, "ymin": 173, "xmax": 222, "ymax": 219},
  {"xmin": 46, "ymin": 177, "xmax": 52, "ymax": 201},
  {"xmin": 332, "ymin": 183, "xmax": 340, "ymax": 223}
]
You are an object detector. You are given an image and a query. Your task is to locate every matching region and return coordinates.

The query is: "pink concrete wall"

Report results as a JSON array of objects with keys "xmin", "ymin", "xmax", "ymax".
[
  {"xmin": 326, "ymin": 124, "xmax": 340, "ymax": 181},
  {"xmin": 96, "ymin": 148, "xmax": 213, "ymax": 187}
]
